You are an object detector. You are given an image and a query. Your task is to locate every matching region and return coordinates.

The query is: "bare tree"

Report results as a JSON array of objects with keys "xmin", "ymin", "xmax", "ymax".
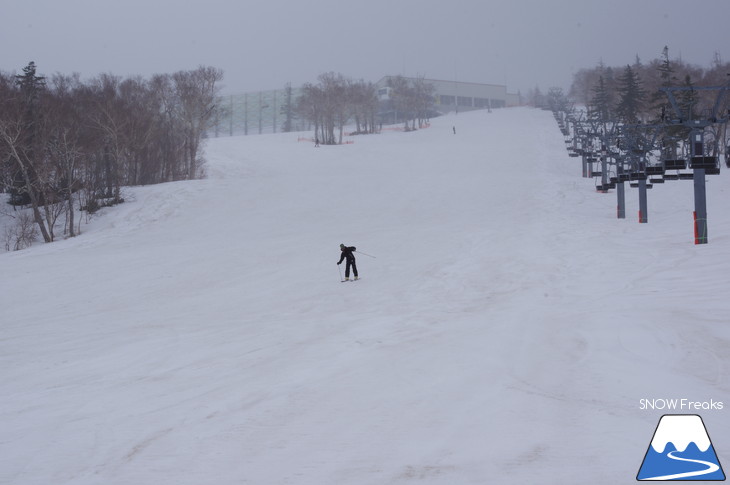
[
  {"xmin": 172, "ymin": 66, "xmax": 224, "ymax": 179},
  {"xmin": 88, "ymin": 73, "xmax": 127, "ymax": 204},
  {"xmin": 296, "ymin": 72, "xmax": 360, "ymax": 145},
  {"xmin": 412, "ymin": 76, "xmax": 435, "ymax": 129},
  {"xmin": 387, "ymin": 76, "xmax": 434, "ymax": 131},
  {"xmin": 387, "ymin": 75, "xmax": 413, "ymax": 130},
  {"xmin": 47, "ymin": 73, "xmax": 85, "ymax": 237},
  {"xmin": 3, "ymin": 211, "xmax": 38, "ymax": 251},
  {"xmin": 150, "ymin": 73, "xmax": 185, "ymax": 183},
  {"xmin": 349, "ymin": 80, "xmax": 378, "ymax": 134}
]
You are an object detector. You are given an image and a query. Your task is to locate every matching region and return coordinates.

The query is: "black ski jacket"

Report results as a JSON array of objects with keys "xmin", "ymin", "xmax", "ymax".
[{"xmin": 338, "ymin": 246, "xmax": 356, "ymax": 263}]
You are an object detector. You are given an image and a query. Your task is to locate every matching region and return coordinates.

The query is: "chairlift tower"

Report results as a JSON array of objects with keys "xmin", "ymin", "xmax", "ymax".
[
  {"xmin": 597, "ymin": 126, "xmax": 611, "ymax": 194},
  {"xmin": 660, "ymin": 85, "xmax": 730, "ymax": 244},
  {"xmin": 618, "ymin": 124, "xmax": 665, "ymax": 223},
  {"xmin": 605, "ymin": 137, "xmax": 629, "ymax": 219},
  {"xmin": 576, "ymin": 118, "xmax": 604, "ymax": 181}
]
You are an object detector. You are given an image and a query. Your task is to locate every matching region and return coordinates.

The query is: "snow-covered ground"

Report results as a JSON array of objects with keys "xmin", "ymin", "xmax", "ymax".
[{"xmin": 2, "ymin": 108, "xmax": 729, "ymax": 484}]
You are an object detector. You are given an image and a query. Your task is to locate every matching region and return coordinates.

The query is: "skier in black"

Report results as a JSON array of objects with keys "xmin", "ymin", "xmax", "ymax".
[{"xmin": 337, "ymin": 244, "xmax": 358, "ymax": 281}]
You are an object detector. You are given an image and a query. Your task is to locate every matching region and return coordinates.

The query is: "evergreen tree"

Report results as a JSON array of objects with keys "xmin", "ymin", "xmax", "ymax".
[
  {"xmin": 528, "ymin": 85, "xmax": 545, "ymax": 108},
  {"xmin": 633, "ymin": 54, "xmax": 643, "ymax": 71},
  {"xmin": 677, "ymin": 74, "xmax": 698, "ymax": 121},
  {"xmin": 651, "ymin": 46, "xmax": 676, "ymax": 121},
  {"xmin": 15, "ymin": 61, "xmax": 46, "ymax": 110},
  {"xmin": 590, "ymin": 76, "xmax": 611, "ymax": 121},
  {"xmin": 658, "ymin": 46, "xmax": 674, "ymax": 87},
  {"xmin": 14, "ymin": 61, "xmax": 46, "ymax": 165},
  {"xmin": 615, "ymin": 64, "xmax": 645, "ymax": 123},
  {"xmin": 280, "ymin": 83, "xmax": 295, "ymax": 133},
  {"xmin": 650, "ymin": 47, "xmax": 686, "ymax": 156},
  {"xmin": 5, "ymin": 62, "xmax": 53, "ymax": 242}
]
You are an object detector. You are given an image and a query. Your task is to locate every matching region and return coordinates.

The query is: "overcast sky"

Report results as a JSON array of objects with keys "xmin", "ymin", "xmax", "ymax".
[{"xmin": 3, "ymin": 0, "xmax": 730, "ymax": 95}]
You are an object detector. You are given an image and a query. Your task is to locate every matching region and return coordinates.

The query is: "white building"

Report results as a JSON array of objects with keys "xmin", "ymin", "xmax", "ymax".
[{"xmin": 375, "ymin": 76, "xmax": 521, "ymax": 115}]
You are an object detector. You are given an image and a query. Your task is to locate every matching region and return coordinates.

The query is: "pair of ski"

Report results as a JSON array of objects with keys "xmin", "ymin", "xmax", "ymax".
[{"xmin": 341, "ymin": 278, "xmax": 361, "ymax": 283}]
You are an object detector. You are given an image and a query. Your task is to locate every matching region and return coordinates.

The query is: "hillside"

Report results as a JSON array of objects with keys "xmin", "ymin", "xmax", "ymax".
[{"xmin": 2, "ymin": 107, "xmax": 729, "ymax": 484}]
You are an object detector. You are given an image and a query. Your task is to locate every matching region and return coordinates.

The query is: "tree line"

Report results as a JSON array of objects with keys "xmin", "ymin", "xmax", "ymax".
[
  {"xmin": 295, "ymin": 72, "xmax": 380, "ymax": 145},
  {"xmin": 294, "ymin": 73, "xmax": 435, "ymax": 144},
  {"xmin": 524, "ymin": 47, "xmax": 730, "ymax": 125},
  {"xmin": 0, "ymin": 62, "xmax": 222, "ymax": 247},
  {"xmin": 569, "ymin": 47, "xmax": 730, "ymax": 123}
]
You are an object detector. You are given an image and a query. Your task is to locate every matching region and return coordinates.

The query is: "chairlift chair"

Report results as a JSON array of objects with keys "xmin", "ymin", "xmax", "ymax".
[
  {"xmin": 690, "ymin": 156, "xmax": 720, "ymax": 175},
  {"xmin": 645, "ymin": 166, "xmax": 665, "ymax": 176},
  {"xmin": 690, "ymin": 156, "xmax": 717, "ymax": 169},
  {"xmin": 663, "ymin": 159, "xmax": 686, "ymax": 170}
]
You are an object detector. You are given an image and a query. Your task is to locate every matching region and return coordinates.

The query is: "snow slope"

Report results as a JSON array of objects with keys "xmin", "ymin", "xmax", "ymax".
[{"xmin": 2, "ymin": 108, "xmax": 729, "ymax": 484}]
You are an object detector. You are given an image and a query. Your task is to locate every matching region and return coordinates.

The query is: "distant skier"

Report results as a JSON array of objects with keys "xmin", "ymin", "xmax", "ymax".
[{"xmin": 337, "ymin": 244, "xmax": 358, "ymax": 281}]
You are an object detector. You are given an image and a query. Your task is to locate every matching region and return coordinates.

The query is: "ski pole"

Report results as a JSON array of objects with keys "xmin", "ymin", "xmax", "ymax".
[
  {"xmin": 337, "ymin": 263, "xmax": 343, "ymax": 282},
  {"xmin": 354, "ymin": 250, "xmax": 376, "ymax": 258}
]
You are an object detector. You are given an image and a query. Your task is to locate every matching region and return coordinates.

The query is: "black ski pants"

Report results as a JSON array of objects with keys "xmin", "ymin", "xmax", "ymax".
[{"xmin": 345, "ymin": 258, "xmax": 358, "ymax": 278}]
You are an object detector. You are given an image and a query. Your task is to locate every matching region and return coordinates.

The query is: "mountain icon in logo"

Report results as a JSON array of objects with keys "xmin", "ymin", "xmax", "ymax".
[{"xmin": 637, "ymin": 414, "xmax": 725, "ymax": 481}]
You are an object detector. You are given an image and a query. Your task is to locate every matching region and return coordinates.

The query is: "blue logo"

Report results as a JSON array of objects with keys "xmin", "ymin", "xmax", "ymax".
[{"xmin": 637, "ymin": 414, "xmax": 725, "ymax": 481}]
